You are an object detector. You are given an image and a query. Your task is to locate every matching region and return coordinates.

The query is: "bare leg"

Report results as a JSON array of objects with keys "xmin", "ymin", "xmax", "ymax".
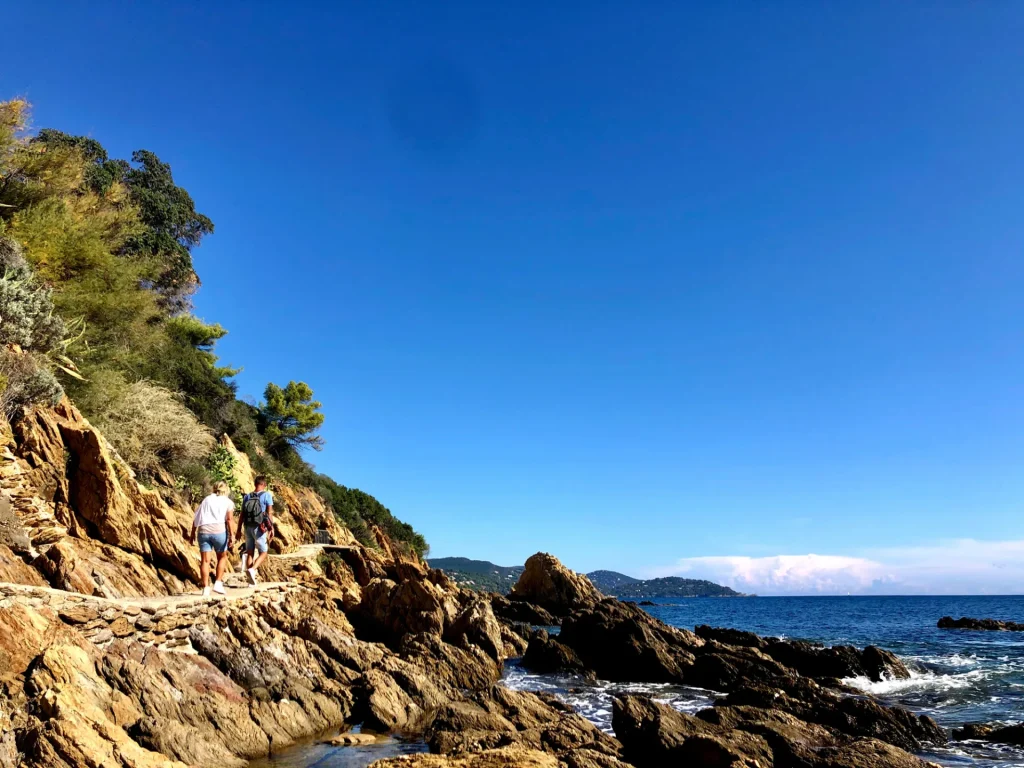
[
  {"xmin": 199, "ymin": 551, "xmax": 211, "ymax": 590},
  {"xmin": 251, "ymin": 551, "xmax": 269, "ymax": 571},
  {"xmin": 215, "ymin": 552, "xmax": 228, "ymax": 583}
]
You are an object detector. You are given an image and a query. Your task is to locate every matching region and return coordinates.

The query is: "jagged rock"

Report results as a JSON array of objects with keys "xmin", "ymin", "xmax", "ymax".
[
  {"xmin": 695, "ymin": 626, "xmax": 910, "ymax": 683},
  {"xmin": 938, "ymin": 616, "xmax": 1024, "ymax": 631},
  {"xmin": 723, "ymin": 678, "xmax": 945, "ymax": 752},
  {"xmin": 444, "ymin": 596, "xmax": 504, "ymax": 660},
  {"xmin": 0, "ymin": 541, "xmax": 45, "ymax": 585},
  {"xmin": 558, "ymin": 598, "xmax": 703, "ymax": 682},
  {"xmin": 509, "ymin": 553, "xmax": 602, "ymax": 617},
  {"xmin": 615, "ymin": 695, "xmax": 939, "ymax": 768},
  {"xmin": 369, "ymin": 746, "xmax": 562, "ymax": 767},
  {"xmin": 355, "ymin": 576, "xmax": 462, "ymax": 647},
  {"xmin": 521, "ymin": 629, "xmax": 593, "ymax": 678},
  {"xmin": 952, "ymin": 723, "xmax": 996, "ymax": 740},
  {"xmin": 613, "ymin": 694, "xmax": 774, "ymax": 768},
  {"xmin": 953, "ymin": 721, "xmax": 1024, "ymax": 745},
  {"xmin": 426, "ymin": 685, "xmax": 622, "ymax": 760},
  {"xmin": 490, "ymin": 593, "xmax": 558, "ymax": 626},
  {"xmin": 762, "ymin": 639, "xmax": 910, "ymax": 683},
  {"xmin": 0, "ymin": 494, "xmax": 29, "ymax": 552}
]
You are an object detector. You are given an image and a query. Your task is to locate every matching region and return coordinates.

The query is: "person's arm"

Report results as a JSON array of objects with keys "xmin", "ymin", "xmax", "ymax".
[
  {"xmin": 226, "ymin": 507, "xmax": 235, "ymax": 547},
  {"xmin": 235, "ymin": 497, "xmax": 245, "ymax": 540},
  {"xmin": 264, "ymin": 493, "xmax": 275, "ymax": 541},
  {"xmin": 190, "ymin": 505, "xmax": 199, "ymax": 544}
]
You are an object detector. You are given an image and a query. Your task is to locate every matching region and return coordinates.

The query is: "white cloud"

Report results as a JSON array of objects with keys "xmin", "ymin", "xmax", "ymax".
[{"xmin": 653, "ymin": 539, "xmax": 1024, "ymax": 595}]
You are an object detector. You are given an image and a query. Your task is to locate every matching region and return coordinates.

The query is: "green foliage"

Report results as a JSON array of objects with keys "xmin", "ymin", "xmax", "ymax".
[
  {"xmin": 260, "ymin": 381, "xmax": 325, "ymax": 459},
  {"xmin": 31, "ymin": 131, "xmax": 214, "ymax": 310},
  {"xmin": 0, "ymin": 99, "xmax": 430, "ymax": 556},
  {"xmin": 206, "ymin": 444, "xmax": 241, "ymax": 501}
]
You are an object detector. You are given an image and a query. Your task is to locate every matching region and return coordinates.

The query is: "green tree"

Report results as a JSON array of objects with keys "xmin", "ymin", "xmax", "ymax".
[{"xmin": 259, "ymin": 381, "xmax": 325, "ymax": 458}]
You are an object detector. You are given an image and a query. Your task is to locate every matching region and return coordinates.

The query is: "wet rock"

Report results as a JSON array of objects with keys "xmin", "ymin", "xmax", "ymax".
[
  {"xmin": 558, "ymin": 598, "xmax": 702, "ymax": 683},
  {"xmin": 953, "ymin": 721, "xmax": 1024, "ymax": 745},
  {"xmin": 521, "ymin": 629, "xmax": 593, "ymax": 678},
  {"xmin": 762, "ymin": 639, "xmax": 910, "ymax": 683},
  {"xmin": 938, "ymin": 616, "xmax": 1024, "ymax": 631},
  {"xmin": 509, "ymin": 553, "xmax": 603, "ymax": 617},
  {"xmin": 723, "ymin": 678, "xmax": 946, "ymax": 752},
  {"xmin": 612, "ymin": 694, "xmax": 774, "ymax": 768},
  {"xmin": 369, "ymin": 746, "xmax": 561, "ymax": 767},
  {"xmin": 426, "ymin": 685, "xmax": 622, "ymax": 760}
]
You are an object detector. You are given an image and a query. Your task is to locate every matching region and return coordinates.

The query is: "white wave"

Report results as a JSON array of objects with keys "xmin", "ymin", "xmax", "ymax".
[{"xmin": 843, "ymin": 667, "xmax": 990, "ymax": 695}]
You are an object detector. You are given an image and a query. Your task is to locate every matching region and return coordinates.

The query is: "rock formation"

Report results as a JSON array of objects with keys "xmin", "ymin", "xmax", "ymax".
[
  {"xmin": 509, "ymin": 552, "xmax": 603, "ymax": 616},
  {"xmin": 938, "ymin": 616, "xmax": 1024, "ymax": 631}
]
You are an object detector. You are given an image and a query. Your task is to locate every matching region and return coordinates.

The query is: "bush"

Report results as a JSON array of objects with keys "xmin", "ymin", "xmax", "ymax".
[
  {"xmin": 88, "ymin": 377, "xmax": 215, "ymax": 477},
  {"xmin": 0, "ymin": 237, "xmax": 66, "ymax": 354},
  {"xmin": 0, "ymin": 349, "xmax": 63, "ymax": 420}
]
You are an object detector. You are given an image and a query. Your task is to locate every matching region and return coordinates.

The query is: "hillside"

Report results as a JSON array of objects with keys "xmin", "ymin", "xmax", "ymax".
[
  {"xmin": 432, "ymin": 559, "xmax": 740, "ymax": 598},
  {"xmin": 0, "ymin": 99, "xmax": 425, "ymax": 557},
  {"xmin": 428, "ymin": 557, "xmax": 524, "ymax": 592},
  {"xmin": 599, "ymin": 575, "xmax": 742, "ymax": 599},
  {"xmin": 587, "ymin": 570, "xmax": 640, "ymax": 591}
]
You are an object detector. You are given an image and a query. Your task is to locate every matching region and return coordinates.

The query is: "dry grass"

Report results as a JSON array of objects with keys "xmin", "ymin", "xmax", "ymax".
[{"xmin": 92, "ymin": 379, "xmax": 215, "ymax": 476}]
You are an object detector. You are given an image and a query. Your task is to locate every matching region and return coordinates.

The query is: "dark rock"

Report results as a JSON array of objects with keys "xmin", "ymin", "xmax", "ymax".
[
  {"xmin": 695, "ymin": 625, "xmax": 766, "ymax": 648},
  {"xmin": 762, "ymin": 639, "xmax": 910, "ymax": 683},
  {"xmin": 723, "ymin": 679, "xmax": 946, "ymax": 752},
  {"xmin": 938, "ymin": 616, "xmax": 1024, "ymax": 631},
  {"xmin": 638, "ymin": 601, "xmax": 655, "ymax": 606},
  {"xmin": 559, "ymin": 598, "xmax": 702, "ymax": 683},
  {"xmin": 952, "ymin": 723, "xmax": 996, "ymax": 740},
  {"xmin": 612, "ymin": 694, "xmax": 774, "ymax": 768},
  {"xmin": 490, "ymin": 594, "xmax": 558, "ymax": 627},
  {"xmin": 952, "ymin": 721, "xmax": 1024, "ymax": 745},
  {"xmin": 521, "ymin": 630, "xmax": 593, "ymax": 678}
]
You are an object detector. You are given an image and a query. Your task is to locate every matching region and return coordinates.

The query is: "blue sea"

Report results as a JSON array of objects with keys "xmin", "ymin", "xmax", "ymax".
[{"xmin": 261, "ymin": 595, "xmax": 1024, "ymax": 767}]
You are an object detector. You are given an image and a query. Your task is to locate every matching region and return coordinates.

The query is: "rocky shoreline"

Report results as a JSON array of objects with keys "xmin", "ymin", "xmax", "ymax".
[{"xmin": 0, "ymin": 401, "xmax": 981, "ymax": 768}]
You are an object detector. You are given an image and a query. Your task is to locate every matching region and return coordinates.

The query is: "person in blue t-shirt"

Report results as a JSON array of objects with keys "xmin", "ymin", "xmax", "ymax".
[{"xmin": 236, "ymin": 475, "xmax": 275, "ymax": 584}]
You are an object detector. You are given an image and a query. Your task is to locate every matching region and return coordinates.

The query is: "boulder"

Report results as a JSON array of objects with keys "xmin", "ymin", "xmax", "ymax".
[
  {"xmin": 426, "ymin": 685, "xmax": 622, "ymax": 760},
  {"xmin": 509, "ymin": 553, "xmax": 602, "ymax": 616},
  {"xmin": 558, "ymin": 598, "xmax": 703, "ymax": 683},
  {"xmin": 521, "ymin": 629, "xmax": 593, "ymax": 678},
  {"xmin": 444, "ymin": 596, "xmax": 504, "ymax": 661},
  {"xmin": 612, "ymin": 695, "xmax": 774, "ymax": 768}
]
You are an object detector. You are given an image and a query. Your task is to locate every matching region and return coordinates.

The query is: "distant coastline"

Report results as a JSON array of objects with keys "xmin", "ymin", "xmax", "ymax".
[{"xmin": 426, "ymin": 557, "xmax": 745, "ymax": 598}]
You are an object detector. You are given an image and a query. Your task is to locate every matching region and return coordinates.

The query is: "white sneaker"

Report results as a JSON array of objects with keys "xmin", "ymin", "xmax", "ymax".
[
  {"xmin": 246, "ymin": 567, "xmax": 258, "ymax": 585},
  {"xmin": 202, "ymin": 586, "xmax": 212, "ymax": 597},
  {"xmin": 213, "ymin": 581, "xmax": 225, "ymax": 595}
]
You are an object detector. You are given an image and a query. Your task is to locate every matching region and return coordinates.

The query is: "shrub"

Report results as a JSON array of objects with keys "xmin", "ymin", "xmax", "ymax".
[
  {"xmin": 0, "ymin": 237, "xmax": 66, "ymax": 354},
  {"xmin": 89, "ymin": 377, "xmax": 216, "ymax": 477},
  {"xmin": 0, "ymin": 349, "xmax": 63, "ymax": 420}
]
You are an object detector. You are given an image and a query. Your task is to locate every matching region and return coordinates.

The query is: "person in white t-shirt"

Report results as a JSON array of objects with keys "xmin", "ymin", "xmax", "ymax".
[{"xmin": 188, "ymin": 481, "xmax": 236, "ymax": 597}]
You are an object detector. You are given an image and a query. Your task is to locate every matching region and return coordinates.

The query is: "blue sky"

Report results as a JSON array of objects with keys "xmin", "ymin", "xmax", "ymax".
[{"xmin": 5, "ymin": 2, "xmax": 1024, "ymax": 593}]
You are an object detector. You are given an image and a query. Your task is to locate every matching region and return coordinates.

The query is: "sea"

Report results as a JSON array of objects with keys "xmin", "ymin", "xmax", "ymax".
[{"xmin": 255, "ymin": 595, "xmax": 1024, "ymax": 767}]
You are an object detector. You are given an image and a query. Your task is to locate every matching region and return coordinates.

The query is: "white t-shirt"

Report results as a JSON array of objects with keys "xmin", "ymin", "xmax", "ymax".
[{"xmin": 193, "ymin": 494, "xmax": 235, "ymax": 534}]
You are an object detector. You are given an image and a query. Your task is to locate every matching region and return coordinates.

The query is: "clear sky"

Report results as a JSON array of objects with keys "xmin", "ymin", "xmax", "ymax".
[{"xmin": 5, "ymin": 2, "xmax": 1024, "ymax": 594}]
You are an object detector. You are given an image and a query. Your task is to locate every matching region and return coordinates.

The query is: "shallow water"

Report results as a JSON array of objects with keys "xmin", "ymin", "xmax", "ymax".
[
  {"xmin": 247, "ymin": 733, "xmax": 427, "ymax": 768},
  {"xmin": 503, "ymin": 595, "xmax": 1024, "ymax": 767}
]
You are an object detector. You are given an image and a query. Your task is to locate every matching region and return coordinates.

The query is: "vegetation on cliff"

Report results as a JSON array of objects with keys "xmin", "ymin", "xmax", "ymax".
[{"xmin": 0, "ymin": 98, "xmax": 426, "ymax": 556}]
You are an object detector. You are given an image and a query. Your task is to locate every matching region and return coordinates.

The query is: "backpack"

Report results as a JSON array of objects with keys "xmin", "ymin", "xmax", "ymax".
[{"xmin": 242, "ymin": 492, "xmax": 266, "ymax": 527}]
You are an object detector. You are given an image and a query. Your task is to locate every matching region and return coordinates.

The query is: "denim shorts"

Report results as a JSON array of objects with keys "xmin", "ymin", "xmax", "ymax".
[
  {"xmin": 244, "ymin": 524, "xmax": 268, "ymax": 554},
  {"xmin": 197, "ymin": 531, "xmax": 228, "ymax": 553}
]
